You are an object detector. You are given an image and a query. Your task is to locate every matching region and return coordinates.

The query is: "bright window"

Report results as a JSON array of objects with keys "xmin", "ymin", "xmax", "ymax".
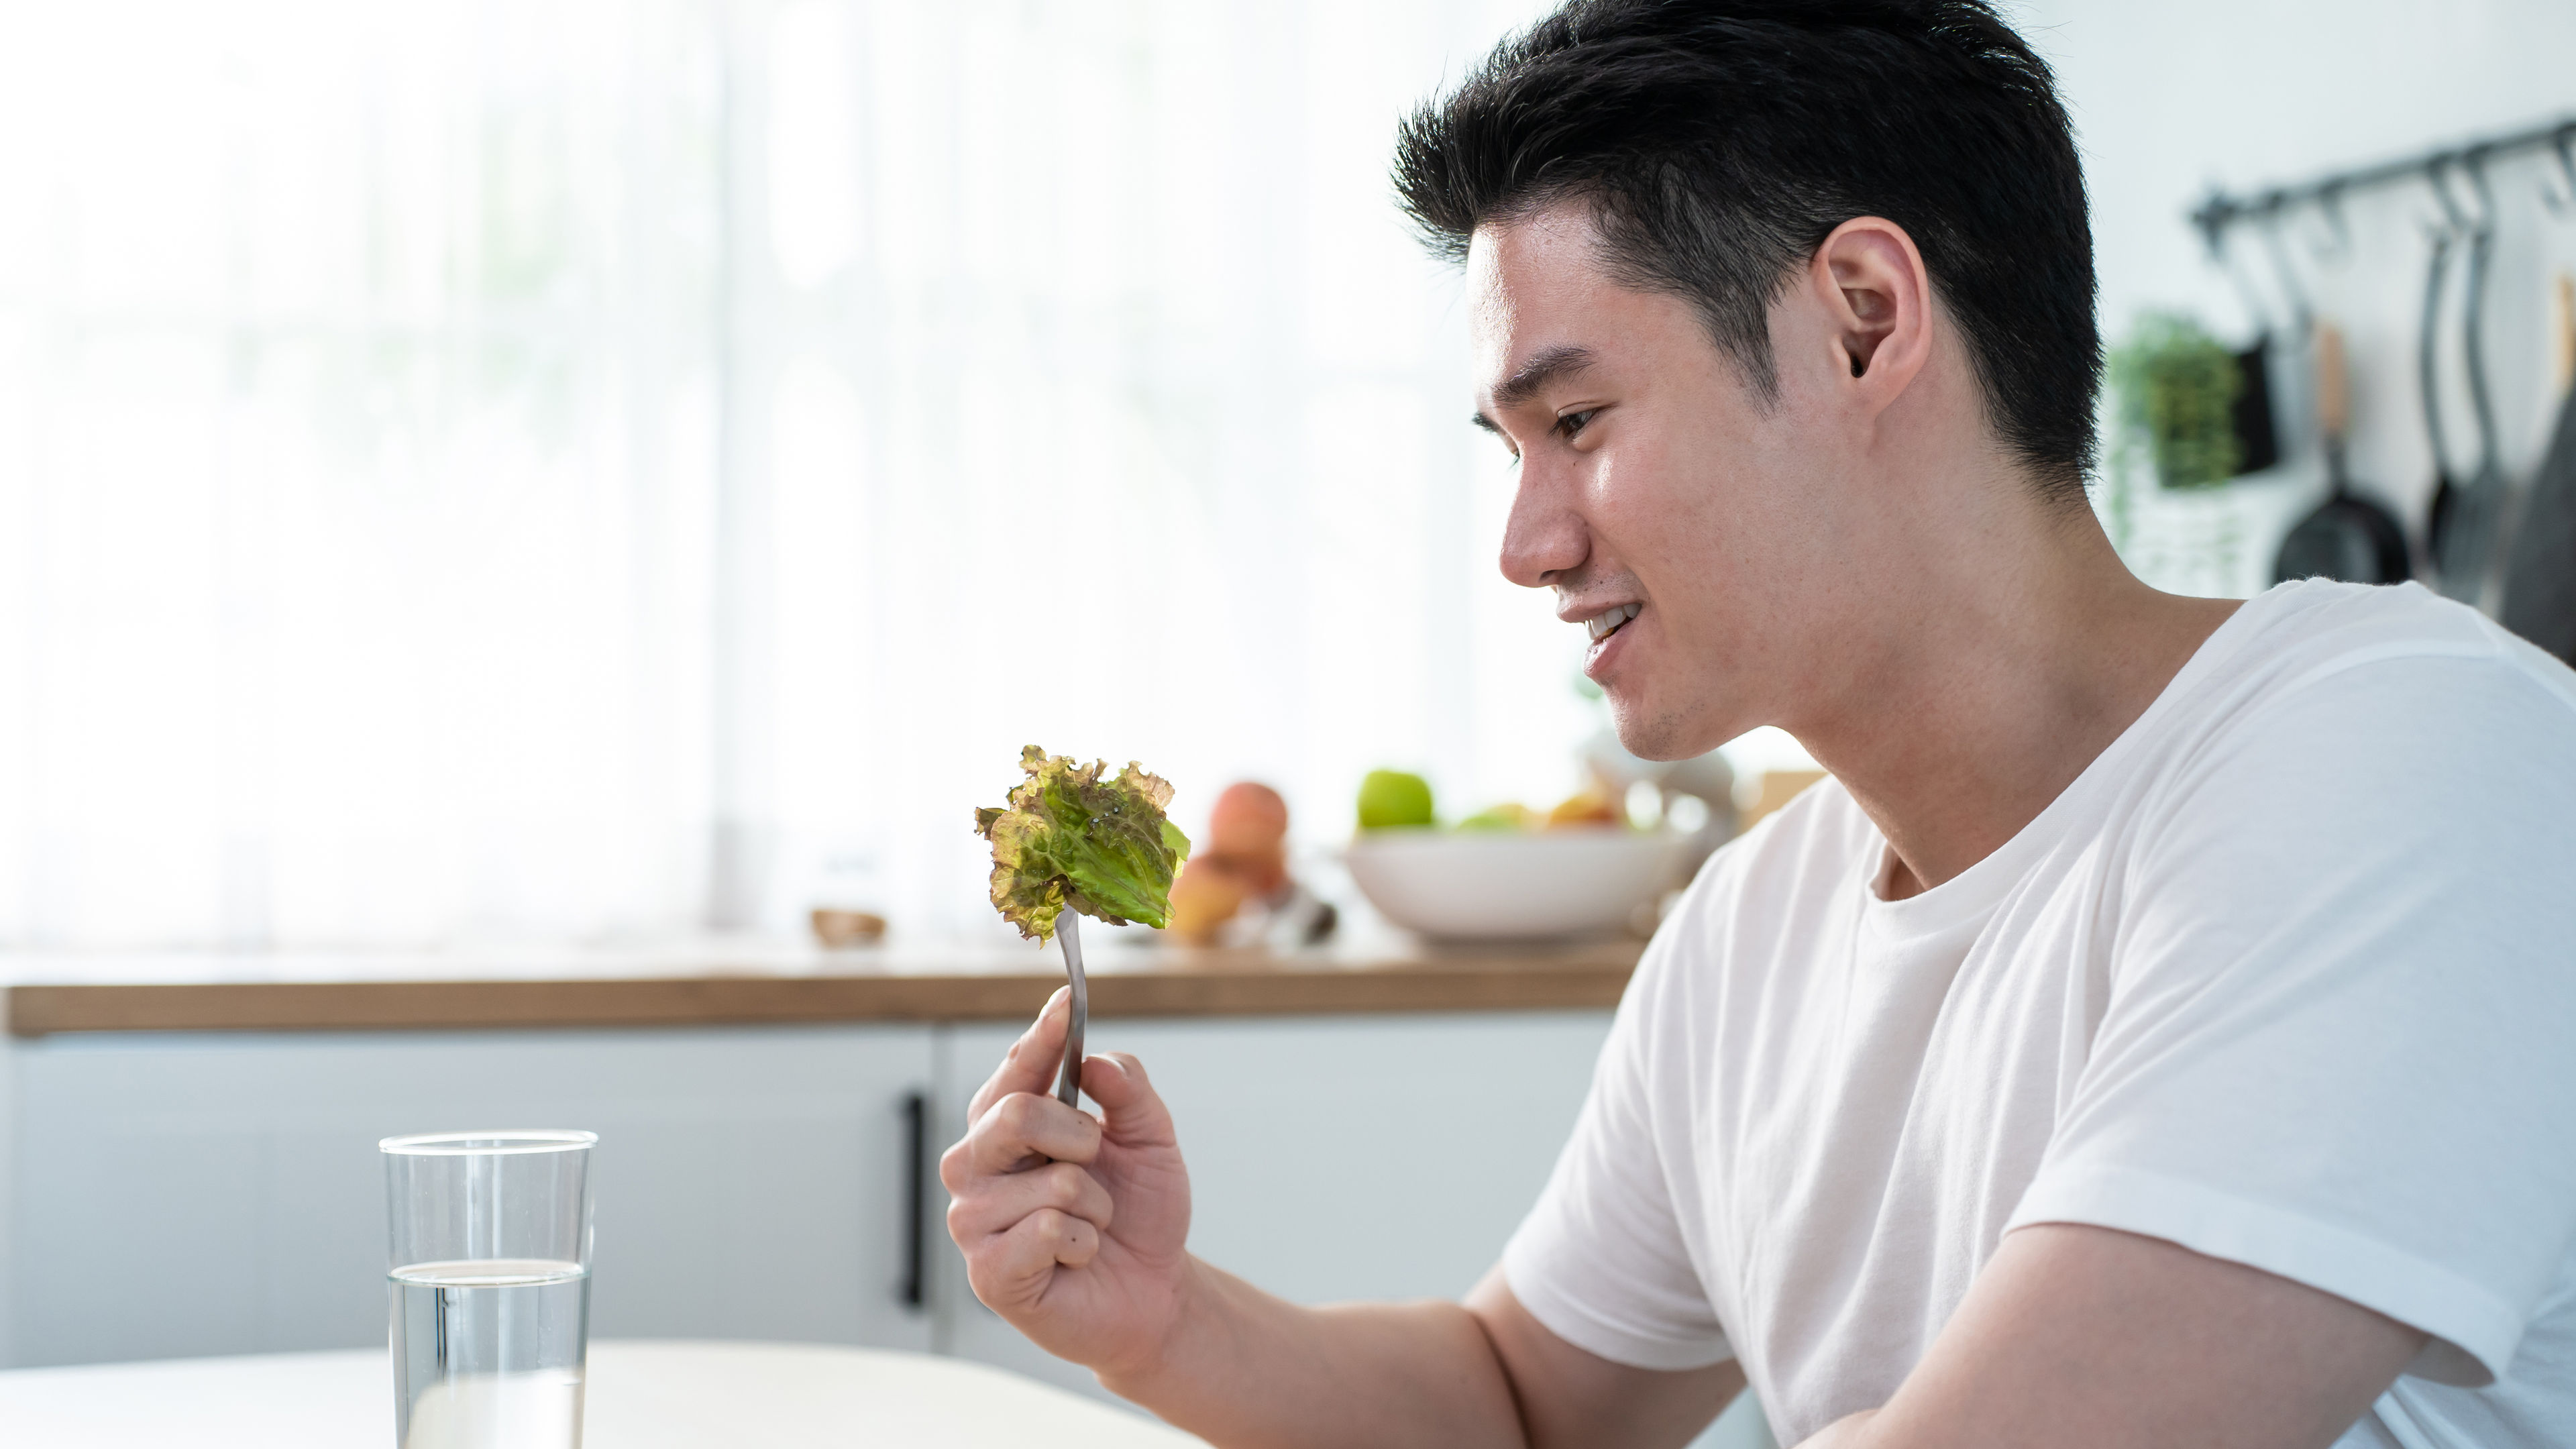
[{"xmin": 0, "ymin": 0, "xmax": 1599, "ymax": 951}]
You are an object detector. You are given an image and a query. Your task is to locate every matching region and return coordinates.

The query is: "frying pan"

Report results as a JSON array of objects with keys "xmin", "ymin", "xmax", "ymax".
[{"xmin": 2273, "ymin": 321, "xmax": 2410, "ymax": 584}]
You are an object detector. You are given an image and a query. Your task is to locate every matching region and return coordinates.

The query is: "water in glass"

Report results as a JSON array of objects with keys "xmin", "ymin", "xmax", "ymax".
[{"xmin": 390, "ymin": 1258, "xmax": 589, "ymax": 1449}]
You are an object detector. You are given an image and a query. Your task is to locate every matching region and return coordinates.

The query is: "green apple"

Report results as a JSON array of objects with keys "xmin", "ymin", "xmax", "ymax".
[{"xmin": 1356, "ymin": 769, "xmax": 1436, "ymax": 831}]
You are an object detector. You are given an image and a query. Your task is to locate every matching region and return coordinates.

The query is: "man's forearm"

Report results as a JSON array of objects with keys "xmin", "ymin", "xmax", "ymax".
[{"xmin": 1098, "ymin": 1256, "xmax": 1528, "ymax": 1449}]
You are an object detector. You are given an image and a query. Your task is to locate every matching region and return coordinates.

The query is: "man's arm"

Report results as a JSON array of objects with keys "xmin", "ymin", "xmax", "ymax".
[
  {"xmin": 943, "ymin": 991, "xmax": 1740, "ymax": 1448},
  {"xmin": 1468, "ymin": 1271, "xmax": 1746, "ymax": 1449},
  {"xmin": 1799, "ymin": 1224, "xmax": 2424, "ymax": 1449},
  {"xmin": 1111, "ymin": 1263, "xmax": 1740, "ymax": 1449}
]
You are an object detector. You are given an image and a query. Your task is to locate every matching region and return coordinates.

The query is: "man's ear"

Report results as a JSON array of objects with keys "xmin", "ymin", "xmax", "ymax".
[{"xmin": 1809, "ymin": 217, "xmax": 1931, "ymax": 406}]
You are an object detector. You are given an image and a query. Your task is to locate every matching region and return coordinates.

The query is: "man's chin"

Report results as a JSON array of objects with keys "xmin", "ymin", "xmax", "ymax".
[{"xmin": 1605, "ymin": 694, "xmax": 1722, "ymax": 763}]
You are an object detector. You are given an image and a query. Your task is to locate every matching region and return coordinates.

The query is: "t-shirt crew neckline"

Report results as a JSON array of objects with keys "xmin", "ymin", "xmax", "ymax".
[{"xmin": 1857, "ymin": 593, "xmax": 2263, "ymax": 944}]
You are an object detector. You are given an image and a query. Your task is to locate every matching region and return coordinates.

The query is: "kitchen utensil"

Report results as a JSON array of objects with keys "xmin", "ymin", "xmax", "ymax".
[
  {"xmin": 382, "ymin": 1130, "xmax": 596, "ymax": 1449},
  {"xmin": 2240, "ymin": 203, "xmax": 2320, "ymax": 478},
  {"xmin": 2445, "ymin": 154, "xmax": 2510, "ymax": 604},
  {"xmin": 2416, "ymin": 218, "xmax": 2461, "ymax": 583},
  {"xmin": 2273, "ymin": 321, "xmax": 2410, "ymax": 584},
  {"xmin": 2231, "ymin": 338, "xmax": 2282, "ymax": 475},
  {"xmin": 1344, "ymin": 829, "xmax": 1686, "ymax": 941},
  {"xmin": 2498, "ymin": 383, "xmax": 2576, "ymax": 665},
  {"xmin": 2553, "ymin": 270, "xmax": 2575, "ymax": 398},
  {"xmin": 2206, "ymin": 221, "xmax": 2282, "ymax": 476},
  {"xmin": 2424, "ymin": 156, "xmax": 2508, "ymax": 600},
  {"xmin": 1055, "ymin": 909, "xmax": 1087, "ymax": 1107}
]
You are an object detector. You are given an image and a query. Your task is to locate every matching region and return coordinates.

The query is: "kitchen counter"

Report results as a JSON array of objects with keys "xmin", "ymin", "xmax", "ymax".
[{"xmin": 1, "ymin": 936, "xmax": 1643, "ymax": 1036}]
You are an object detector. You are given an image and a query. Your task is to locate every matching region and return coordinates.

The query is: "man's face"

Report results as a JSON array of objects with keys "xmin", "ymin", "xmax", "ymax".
[{"xmin": 1468, "ymin": 204, "xmax": 1864, "ymax": 761}]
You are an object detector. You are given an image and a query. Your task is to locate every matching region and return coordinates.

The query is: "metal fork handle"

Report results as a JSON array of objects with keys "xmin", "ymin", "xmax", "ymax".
[{"xmin": 1055, "ymin": 909, "xmax": 1088, "ymax": 1107}]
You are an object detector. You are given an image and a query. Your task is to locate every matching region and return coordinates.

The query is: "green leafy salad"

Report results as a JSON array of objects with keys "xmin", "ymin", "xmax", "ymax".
[{"xmin": 973, "ymin": 745, "xmax": 1192, "ymax": 941}]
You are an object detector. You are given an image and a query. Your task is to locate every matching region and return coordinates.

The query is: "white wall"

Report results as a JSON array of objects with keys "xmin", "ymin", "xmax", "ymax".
[{"xmin": 2016, "ymin": 0, "xmax": 2576, "ymax": 594}]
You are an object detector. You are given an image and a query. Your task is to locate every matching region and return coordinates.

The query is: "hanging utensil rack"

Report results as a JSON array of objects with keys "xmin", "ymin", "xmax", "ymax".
[{"xmin": 2192, "ymin": 115, "xmax": 2576, "ymax": 250}]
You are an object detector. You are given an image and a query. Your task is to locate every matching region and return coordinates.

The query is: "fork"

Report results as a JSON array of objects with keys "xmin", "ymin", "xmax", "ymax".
[{"xmin": 1054, "ymin": 909, "xmax": 1088, "ymax": 1107}]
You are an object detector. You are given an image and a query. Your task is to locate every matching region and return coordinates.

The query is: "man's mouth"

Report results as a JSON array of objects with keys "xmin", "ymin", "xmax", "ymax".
[{"xmin": 1584, "ymin": 602, "xmax": 1640, "ymax": 643}]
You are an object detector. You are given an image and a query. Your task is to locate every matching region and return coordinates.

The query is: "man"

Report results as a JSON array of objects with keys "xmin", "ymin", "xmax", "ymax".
[{"xmin": 942, "ymin": 3, "xmax": 2576, "ymax": 1445}]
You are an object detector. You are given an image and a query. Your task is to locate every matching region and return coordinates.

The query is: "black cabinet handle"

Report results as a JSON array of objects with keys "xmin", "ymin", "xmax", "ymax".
[{"xmin": 900, "ymin": 1091, "xmax": 928, "ymax": 1311}]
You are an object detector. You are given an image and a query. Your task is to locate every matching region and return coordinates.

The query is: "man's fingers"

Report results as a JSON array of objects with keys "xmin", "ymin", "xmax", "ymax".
[
  {"xmin": 945, "ymin": 1159, "xmax": 1114, "ymax": 1241},
  {"xmin": 967, "ymin": 986, "xmax": 1071, "ymax": 1122},
  {"xmin": 966, "ymin": 1208, "xmax": 1102, "ymax": 1311},
  {"xmin": 946, "ymin": 1089, "xmax": 1101, "ymax": 1188},
  {"xmin": 1081, "ymin": 1051, "xmax": 1180, "ymax": 1149}
]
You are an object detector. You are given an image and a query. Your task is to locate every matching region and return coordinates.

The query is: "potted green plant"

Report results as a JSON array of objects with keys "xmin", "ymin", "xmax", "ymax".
[{"xmin": 2110, "ymin": 313, "xmax": 2244, "ymax": 489}]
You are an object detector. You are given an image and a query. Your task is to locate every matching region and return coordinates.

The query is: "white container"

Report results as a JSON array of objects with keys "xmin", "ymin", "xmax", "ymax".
[{"xmin": 1342, "ymin": 828, "xmax": 1686, "ymax": 942}]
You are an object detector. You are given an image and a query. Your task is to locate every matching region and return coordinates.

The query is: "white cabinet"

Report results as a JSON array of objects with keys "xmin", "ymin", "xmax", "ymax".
[
  {"xmin": 6, "ymin": 1012, "xmax": 1620, "ymax": 1375},
  {"xmin": 5, "ymin": 1026, "xmax": 936, "ymax": 1366}
]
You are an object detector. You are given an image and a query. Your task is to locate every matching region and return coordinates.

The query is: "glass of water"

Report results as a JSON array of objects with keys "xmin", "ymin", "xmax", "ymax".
[{"xmin": 382, "ymin": 1130, "xmax": 597, "ymax": 1449}]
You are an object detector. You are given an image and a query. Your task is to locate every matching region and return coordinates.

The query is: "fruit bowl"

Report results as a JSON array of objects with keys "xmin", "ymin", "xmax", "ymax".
[{"xmin": 1342, "ymin": 828, "xmax": 1688, "ymax": 942}]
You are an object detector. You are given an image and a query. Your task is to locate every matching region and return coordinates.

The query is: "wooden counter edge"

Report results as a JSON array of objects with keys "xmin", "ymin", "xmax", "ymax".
[{"xmin": 5, "ymin": 957, "xmax": 1639, "ymax": 1036}]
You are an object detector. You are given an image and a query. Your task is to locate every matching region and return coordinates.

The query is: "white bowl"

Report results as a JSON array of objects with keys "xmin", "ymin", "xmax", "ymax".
[{"xmin": 1342, "ymin": 829, "xmax": 1686, "ymax": 942}]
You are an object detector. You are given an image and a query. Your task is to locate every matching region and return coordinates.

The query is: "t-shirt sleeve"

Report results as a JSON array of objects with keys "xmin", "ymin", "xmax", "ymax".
[
  {"xmin": 2006, "ymin": 647, "xmax": 2576, "ymax": 1387},
  {"xmin": 1501, "ymin": 923, "xmax": 1733, "ymax": 1371}
]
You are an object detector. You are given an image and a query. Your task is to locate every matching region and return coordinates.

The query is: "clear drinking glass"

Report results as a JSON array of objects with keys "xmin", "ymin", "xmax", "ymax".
[{"xmin": 382, "ymin": 1130, "xmax": 598, "ymax": 1449}]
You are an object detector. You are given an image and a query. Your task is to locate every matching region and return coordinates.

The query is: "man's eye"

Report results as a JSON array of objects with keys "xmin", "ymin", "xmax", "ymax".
[{"xmin": 1554, "ymin": 409, "xmax": 1599, "ymax": 439}]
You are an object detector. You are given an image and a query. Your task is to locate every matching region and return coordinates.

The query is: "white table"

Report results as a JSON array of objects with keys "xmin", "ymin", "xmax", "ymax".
[{"xmin": 0, "ymin": 1339, "xmax": 1212, "ymax": 1447}]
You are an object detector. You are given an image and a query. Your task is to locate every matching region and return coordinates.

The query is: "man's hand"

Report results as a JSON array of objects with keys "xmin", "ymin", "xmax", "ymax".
[
  {"xmin": 940, "ymin": 992, "xmax": 1737, "ymax": 1448},
  {"xmin": 941, "ymin": 987, "xmax": 1197, "ymax": 1381}
]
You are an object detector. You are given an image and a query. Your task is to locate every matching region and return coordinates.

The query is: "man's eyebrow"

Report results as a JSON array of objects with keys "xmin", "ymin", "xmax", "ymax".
[{"xmin": 1490, "ymin": 343, "xmax": 1596, "ymax": 411}]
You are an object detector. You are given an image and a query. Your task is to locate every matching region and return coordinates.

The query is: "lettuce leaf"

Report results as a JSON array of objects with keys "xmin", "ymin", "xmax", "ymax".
[{"xmin": 973, "ymin": 745, "xmax": 1193, "ymax": 941}]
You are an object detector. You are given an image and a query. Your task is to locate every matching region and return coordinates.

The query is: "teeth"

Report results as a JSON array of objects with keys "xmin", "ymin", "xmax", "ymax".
[{"xmin": 1585, "ymin": 603, "xmax": 1640, "ymax": 641}]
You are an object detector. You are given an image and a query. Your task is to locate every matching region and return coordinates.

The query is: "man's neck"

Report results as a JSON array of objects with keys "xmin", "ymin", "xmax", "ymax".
[{"xmin": 1787, "ymin": 511, "xmax": 2239, "ymax": 902}]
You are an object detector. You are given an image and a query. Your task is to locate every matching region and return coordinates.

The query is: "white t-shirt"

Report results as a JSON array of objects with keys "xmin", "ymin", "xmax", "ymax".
[{"xmin": 1502, "ymin": 580, "xmax": 2576, "ymax": 1448}]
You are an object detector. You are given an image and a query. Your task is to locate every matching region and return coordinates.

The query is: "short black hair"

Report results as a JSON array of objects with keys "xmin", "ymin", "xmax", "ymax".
[{"xmin": 1394, "ymin": 0, "xmax": 2098, "ymax": 504}]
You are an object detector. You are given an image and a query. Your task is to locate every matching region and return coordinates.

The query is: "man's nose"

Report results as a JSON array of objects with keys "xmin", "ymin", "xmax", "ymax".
[{"xmin": 1497, "ymin": 460, "xmax": 1589, "ymax": 589}]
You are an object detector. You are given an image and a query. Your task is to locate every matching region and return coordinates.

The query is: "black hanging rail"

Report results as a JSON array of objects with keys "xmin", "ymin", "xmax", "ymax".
[{"xmin": 2191, "ymin": 114, "xmax": 2576, "ymax": 250}]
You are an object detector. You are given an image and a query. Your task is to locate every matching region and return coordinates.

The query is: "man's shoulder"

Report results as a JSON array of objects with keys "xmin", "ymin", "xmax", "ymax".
[
  {"xmin": 2214, "ymin": 579, "xmax": 2575, "ymax": 709},
  {"xmin": 2117, "ymin": 582, "xmax": 2576, "ymax": 914},
  {"xmin": 2128, "ymin": 581, "xmax": 2576, "ymax": 807}
]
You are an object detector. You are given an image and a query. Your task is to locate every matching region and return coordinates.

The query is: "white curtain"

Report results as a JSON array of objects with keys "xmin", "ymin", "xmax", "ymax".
[
  {"xmin": 1, "ymin": 0, "xmax": 1597, "ymax": 953},
  {"xmin": 0, "ymin": 0, "xmax": 724, "ymax": 949}
]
